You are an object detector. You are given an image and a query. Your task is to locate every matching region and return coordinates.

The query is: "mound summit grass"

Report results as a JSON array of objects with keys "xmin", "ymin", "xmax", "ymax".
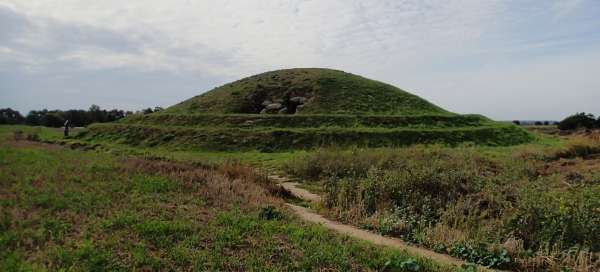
[
  {"xmin": 79, "ymin": 68, "xmax": 533, "ymax": 150},
  {"xmin": 165, "ymin": 68, "xmax": 450, "ymax": 115}
]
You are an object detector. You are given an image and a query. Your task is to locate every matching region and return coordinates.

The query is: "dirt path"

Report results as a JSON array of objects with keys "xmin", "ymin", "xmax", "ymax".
[
  {"xmin": 272, "ymin": 175, "xmax": 501, "ymax": 272},
  {"xmin": 268, "ymin": 175, "xmax": 323, "ymax": 202},
  {"xmin": 280, "ymin": 182, "xmax": 322, "ymax": 202},
  {"xmin": 286, "ymin": 204, "xmax": 468, "ymax": 268}
]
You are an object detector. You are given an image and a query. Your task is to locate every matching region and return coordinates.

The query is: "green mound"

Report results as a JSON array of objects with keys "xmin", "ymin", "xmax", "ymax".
[
  {"xmin": 78, "ymin": 68, "xmax": 533, "ymax": 151},
  {"xmin": 165, "ymin": 68, "xmax": 449, "ymax": 115}
]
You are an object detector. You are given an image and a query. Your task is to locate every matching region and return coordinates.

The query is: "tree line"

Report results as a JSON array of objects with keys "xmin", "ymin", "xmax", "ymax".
[
  {"xmin": 512, "ymin": 112, "xmax": 599, "ymax": 130},
  {"xmin": 0, "ymin": 105, "xmax": 163, "ymax": 127}
]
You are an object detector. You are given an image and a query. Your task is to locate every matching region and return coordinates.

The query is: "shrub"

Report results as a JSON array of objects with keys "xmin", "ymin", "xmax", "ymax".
[
  {"xmin": 507, "ymin": 185, "xmax": 600, "ymax": 251},
  {"xmin": 12, "ymin": 130, "xmax": 24, "ymax": 141},
  {"xmin": 383, "ymin": 258, "xmax": 421, "ymax": 271},
  {"xmin": 26, "ymin": 131, "xmax": 40, "ymax": 142},
  {"xmin": 258, "ymin": 206, "xmax": 284, "ymax": 220},
  {"xmin": 448, "ymin": 244, "xmax": 512, "ymax": 268},
  {"xmin": 558, "ymin": 113, "xmax": 596, "ymax": 130}
]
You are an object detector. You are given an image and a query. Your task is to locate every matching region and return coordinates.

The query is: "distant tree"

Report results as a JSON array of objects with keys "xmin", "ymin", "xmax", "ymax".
[
  {"xmin": 107, "ymin": 109, "xmax": 125, "ymax": 122},
  {"xmin": 534, "ymin": 121, "xmax": 543, "ymax": 126},
  {"xmin": 558, "ymin": 112, "xmax": 596, "ymax": 130},
  {"xmin": 45, "ymin": 112, "xmax": 65, "ymax": 127},
  {"xmin": 13, "ymin": 105, "xmax": 130, "ymax": 127},
  {"xmin": 88, "ymin": 104, "xmax": 104, "ymax": 123},
  {"xmin": 543, "ymin": 121, "xmax": 550, "ymax": 126},
  {"xmin": 64, "ymin": 109, "xmax": 90, "ymax": 127},
  {"xmin": 142, "ymin": 108, "xmax": 154, "ymax": 115},
  {"xmin": 25, "ymin": 110, "xmax": 47, "ymax": 126},
  {"xmin": 153, "ymin": 106, "xmax": 164, "ymax": 112},
  {"xmin": 512, "ymin": 120, "xmax": 521, "ymax": 125},
  {"xmin": 0, "ymin": 108, "xmax": 25, "ymax": 124},
  {"xmin": 89, "ymin": 104, "xmax": 101, "ymax": 112}
]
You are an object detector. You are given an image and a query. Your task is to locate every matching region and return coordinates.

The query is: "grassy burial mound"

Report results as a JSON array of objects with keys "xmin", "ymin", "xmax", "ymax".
[
  {"xmin": 163, "ymin": 68, "xmax": 450, "ymax": 115},
  {"xmin": 79, "ymin": 68, "xmax": 532, "ymax": 150}
]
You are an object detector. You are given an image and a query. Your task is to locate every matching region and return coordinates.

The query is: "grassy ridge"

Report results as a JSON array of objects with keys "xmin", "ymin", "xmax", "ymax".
[
  {"xmin": 0, "ymin": 129, "xmax": 457, "ymax": 271},
  {"xmin": 122, "ymin": 113, "xmax": 488, "ymax": 129},
  {"xmin": 79, "ymin": 123, "xmax": 533, "ymax": 151},
  {"xmin": 165, "ymin": 68, "xmax": 450, "ymax": 115}
]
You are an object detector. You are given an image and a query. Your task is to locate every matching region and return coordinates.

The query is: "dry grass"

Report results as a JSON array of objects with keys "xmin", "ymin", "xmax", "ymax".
[
  {"xmin": 121, "ymin": 157, "xmax": 282, "ymax": 210},
  {"xmin": 517, "ymin": 247, "xmax": 600, "ymax": 272},
  {"xmin": 423, "ymin": 225, "xmax": 468, "ymax": 249},
  {"xmin": 555, "ymin": 133, "xmax": 600, "ymax": 159}
]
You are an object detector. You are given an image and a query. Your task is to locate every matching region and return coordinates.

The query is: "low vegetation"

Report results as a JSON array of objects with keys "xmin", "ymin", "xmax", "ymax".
[
  {"xmin": 120, "ymin": 113, "xmax": 488, "ymax": 129},
  {"xmin": 284, "ymin": 137, "xmax": 600, "ymax": 271},
  {"xmin": 78, "ymin": 122, "xmax": 532, "ymax": 151},
  {"xmin": 0, "ymin": 126, "xmax": 458, "ymax": 271}
]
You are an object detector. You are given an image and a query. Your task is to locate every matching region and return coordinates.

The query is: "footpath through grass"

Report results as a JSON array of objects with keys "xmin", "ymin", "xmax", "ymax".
[{"xmin": 0, "ymin": 125, "xmax": 462, "ymax": 271}]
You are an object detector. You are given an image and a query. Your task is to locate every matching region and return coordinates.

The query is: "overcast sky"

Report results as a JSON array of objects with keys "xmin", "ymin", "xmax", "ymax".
[{"xmin": 1, "ymin": 0, "xmax": 599, "ymax": 120}]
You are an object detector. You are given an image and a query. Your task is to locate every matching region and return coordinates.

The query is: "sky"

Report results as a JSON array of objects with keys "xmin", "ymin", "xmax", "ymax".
[{"xmin": 1, "ymin": 0, "xmax": 599, "ymax": 120}]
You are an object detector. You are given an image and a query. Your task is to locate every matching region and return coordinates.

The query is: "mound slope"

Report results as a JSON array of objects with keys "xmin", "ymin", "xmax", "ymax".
[
  {"xmin": 165, "ymin": 68, "xmax": 450, "ymax": 115},
  {"xmin": 79, "ymin": 68, "xmax": 533, "ymax": 150}
]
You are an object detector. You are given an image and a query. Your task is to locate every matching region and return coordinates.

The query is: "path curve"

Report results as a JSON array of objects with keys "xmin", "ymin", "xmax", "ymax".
[
  {"xmin": 280, "ymin": 182, "xmax": 322, "ymax": 202},
  {"xmin": 287, "ymin": 204, "xmax": 467, "ymax": 268},
  {"xmin": 271, "ymin": 175, "xmax": 502, "ymax": 272}
]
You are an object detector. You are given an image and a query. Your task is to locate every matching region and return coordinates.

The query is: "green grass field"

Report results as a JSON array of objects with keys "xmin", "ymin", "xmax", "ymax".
[
  {"xmin": 1, "ymin": 124, "xmax": 600, "ymax": 271},
  {"xmin": 1, "ymin": 125, "xmax": 464, "ymax": 271}
]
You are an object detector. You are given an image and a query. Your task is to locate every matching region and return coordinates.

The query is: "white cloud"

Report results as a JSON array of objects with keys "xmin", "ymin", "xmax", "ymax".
[
  {"xmin": 0, "ymin": 0, "xmax": 506, "ymax": 74},
  {"xmin": 1, "ymin": 0, "xmax": 599, "ymax": 119}
]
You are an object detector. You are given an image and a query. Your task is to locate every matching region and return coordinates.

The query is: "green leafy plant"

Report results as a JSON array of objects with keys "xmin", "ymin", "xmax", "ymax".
[
  {"xmin": 383, "ymin": 257, "xmax": 421, "ymax": 271},
  {"xmin": 258, "ymin": 206, "xmax": 284, "ymax": 220}
]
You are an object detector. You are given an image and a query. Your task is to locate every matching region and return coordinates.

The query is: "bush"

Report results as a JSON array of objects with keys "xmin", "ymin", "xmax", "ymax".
[
  {"xmin": 315, "ymin": 147, "xmax": 489, "ymax": 241},
  {"xmin": 258, "ymin": 206, "xmax": 284, "ymax": 220},
  {"xmin": 558, "ymin": 113, "xmax": 597, "ymax": 130},
  {"xmin": 26, "ymin": 131, "xmax": 40, "ymax": 142},
  {"xmin": 448, "ymin": 244, "xmax": 512, "ymax": 268},
  {"xmin": 12, "ymin": 130, "xmax": 24, "ymax": 141},
  {"xmin": 508, "ymin": 185, "xmax": 600, "ymax": 251}
]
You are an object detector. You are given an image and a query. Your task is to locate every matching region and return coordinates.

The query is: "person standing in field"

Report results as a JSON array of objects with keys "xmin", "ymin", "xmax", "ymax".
[{"xmin": 64, "ymin": 120, "xmax": 70, "ymax": 137}]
